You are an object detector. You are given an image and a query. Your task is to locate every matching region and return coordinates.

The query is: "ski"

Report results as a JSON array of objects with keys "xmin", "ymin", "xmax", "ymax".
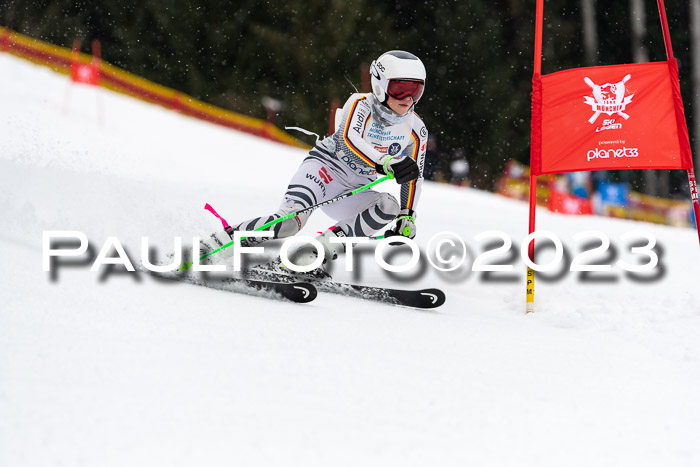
[
  {"xmin": 314, "ymin": 280, "xmax": 445, "ymax": 309},
  {"xmin": 245, "ymin": 269, "xmax": 445, "ymax": 309},
  {"xmin": 142, "ymin": 268, "xmax": 317, "ymax": 303}
]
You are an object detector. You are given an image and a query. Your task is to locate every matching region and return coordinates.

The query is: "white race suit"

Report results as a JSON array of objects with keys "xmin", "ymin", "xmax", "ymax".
[{"xmin": 230, "ymin": 92, "xmax": 428, "ymax": 246}]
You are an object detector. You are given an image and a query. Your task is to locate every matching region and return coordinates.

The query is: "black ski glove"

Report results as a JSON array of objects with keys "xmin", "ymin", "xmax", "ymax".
[{"xmin": 376, "ymin": 156, "xmax": 420, "ymax": 184}]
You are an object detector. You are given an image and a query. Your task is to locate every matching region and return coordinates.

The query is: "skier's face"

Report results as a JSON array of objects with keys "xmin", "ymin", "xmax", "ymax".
[{"xmin": 386, "ymin": 95, "xmax": 413, "ymax": 115}]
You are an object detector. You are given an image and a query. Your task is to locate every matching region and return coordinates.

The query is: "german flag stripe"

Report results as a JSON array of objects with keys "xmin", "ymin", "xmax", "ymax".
[
  {"xmin": 342, "ymin": 97, "xmax": 375, "ymax": 166},
  {"xmin": 409, "ymin": 130, "xmax": 420, "ymax": 160},
  {"xmin": 405, "ymin": 130, "xmax": 420, "ymax": 208}
]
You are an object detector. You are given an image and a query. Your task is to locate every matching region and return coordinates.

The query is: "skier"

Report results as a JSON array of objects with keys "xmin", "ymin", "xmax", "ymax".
[{"xmin": 200, "ymin": 50, "xmax": 429, "ymax": 277}]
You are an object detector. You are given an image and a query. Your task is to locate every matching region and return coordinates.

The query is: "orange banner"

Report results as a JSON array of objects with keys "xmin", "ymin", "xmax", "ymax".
[
  {"xmin": 0, "ymin": 27, "xmax": 308, "ymax": 149},
  {"xmin": 532, "ymin": 60, "xmax": 693, "ymax": 175}
]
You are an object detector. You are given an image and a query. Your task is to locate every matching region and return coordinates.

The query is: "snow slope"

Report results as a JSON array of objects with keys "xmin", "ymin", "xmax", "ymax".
[{"xmin": 1, "ymin": 54, "xmax": 699, "ymax": 467}]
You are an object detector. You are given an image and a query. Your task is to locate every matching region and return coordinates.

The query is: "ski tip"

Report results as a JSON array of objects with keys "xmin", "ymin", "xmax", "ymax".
[
  {"xmin": 288, "ymin": 282, "xmax": 318, "ymax": 303},
  {"xmin": 417, "ymin": 288, "xmax": 446, "ymax": 308}
]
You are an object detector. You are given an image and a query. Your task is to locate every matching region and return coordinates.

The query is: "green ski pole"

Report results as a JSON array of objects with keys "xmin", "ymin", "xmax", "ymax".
[{"xmin": 179, "ymin": 173, "xmax": 394, "ymax": 270}]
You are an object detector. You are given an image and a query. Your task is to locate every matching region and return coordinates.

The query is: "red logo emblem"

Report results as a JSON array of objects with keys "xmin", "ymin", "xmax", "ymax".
[{"xmin": 319, "ymin": 167, "xmax": 333, "ymax": 184}]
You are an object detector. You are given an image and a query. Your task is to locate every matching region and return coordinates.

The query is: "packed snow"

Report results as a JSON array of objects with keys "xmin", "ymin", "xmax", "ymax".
[{"xmin": 1, "ymin": 53, "xmax": 699, "ymax": 467}]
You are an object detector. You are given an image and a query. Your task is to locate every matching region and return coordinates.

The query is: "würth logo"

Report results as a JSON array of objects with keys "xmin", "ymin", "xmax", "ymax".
[
  {"xmin": 584, "ymin": 74, "xmax": 634, "ymax": 124},
  {"xmin": 319, "ymin": 167, "xmax": 333, "ymax": 184}
]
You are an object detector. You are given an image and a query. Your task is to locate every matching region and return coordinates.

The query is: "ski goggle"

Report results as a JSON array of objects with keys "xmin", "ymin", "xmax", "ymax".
[{"xmin": 386, "ymin": 79, "xmax": 425, "ymax": 102}]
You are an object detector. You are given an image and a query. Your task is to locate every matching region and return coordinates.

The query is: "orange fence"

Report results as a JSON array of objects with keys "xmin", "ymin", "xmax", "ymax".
[{"xmin": 0, "ymin": 26, "xmax": 308, "ymax": 149}]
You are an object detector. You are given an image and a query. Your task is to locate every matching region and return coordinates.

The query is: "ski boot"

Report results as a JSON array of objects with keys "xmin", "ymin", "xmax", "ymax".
[
  {"xmin": 197, "ymin": 227, "xmax": 235, "ymax": 265},
  {"xmin": 252, "ymin": 226, "xmax": 346, "ymax": 281}
]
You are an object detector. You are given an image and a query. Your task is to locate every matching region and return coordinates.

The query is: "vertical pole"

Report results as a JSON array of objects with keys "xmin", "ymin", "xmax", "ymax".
[
  {"xmin": 63, "ymin": 38, "xmax": 81, "ymax": 115},
  {"xmin": 656, "ymin": 0, "xmax": 700, "ymax": 242},
  {"xmin": 92, "ymin": 39, "xmax": 104, "ymax": 125},
  {"xmin": 688, "ymin": 169, "xmax": 700, "ymax": 238},
  {"xmin": 533, "ymin": 0, "xmax": 544, "ymax": 76},
  {"xmin": 656, "ymin": 0, "xmax": 674, "ymax": 59},
  {"xmin": 527, "ymin": 0, "xmax": 545, "ymax": 313},
  {"xmin": 692, "ymin": 0, "xmax": 700, "ymax": 180}
]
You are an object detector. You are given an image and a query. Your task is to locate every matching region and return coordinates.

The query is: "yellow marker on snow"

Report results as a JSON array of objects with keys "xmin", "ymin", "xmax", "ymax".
[{"xmin": 526, "ymin": 267, "xmax": 535, "ymax": 313}]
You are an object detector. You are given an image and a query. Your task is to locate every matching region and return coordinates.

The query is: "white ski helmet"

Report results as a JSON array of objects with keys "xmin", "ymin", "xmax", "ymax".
[{"xmin": 369, "ymin": 50, "xmax": 426, "ymax": 104}]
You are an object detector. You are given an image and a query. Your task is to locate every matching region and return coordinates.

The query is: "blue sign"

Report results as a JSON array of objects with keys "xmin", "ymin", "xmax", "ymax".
[{"xmin": 597, "ymin": 181, "xmax": 629, "ymax": 207}]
